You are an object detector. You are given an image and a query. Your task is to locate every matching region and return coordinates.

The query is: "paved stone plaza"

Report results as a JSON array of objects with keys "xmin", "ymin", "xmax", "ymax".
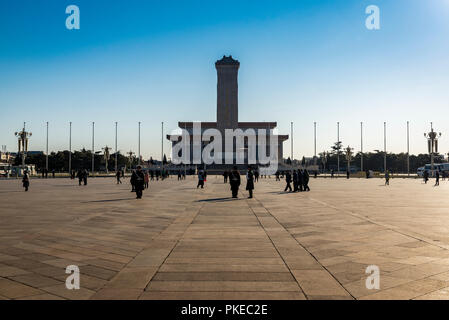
[{"xmin": 1, "ymin": 176, "xmax": 449, "ymax": 300}]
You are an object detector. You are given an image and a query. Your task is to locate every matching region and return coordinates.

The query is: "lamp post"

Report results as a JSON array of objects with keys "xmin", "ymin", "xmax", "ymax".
[
  {"xmin": 345, "ymin": 146, "xmax": 354, "ymax": 179},
  {"xmin": 320, "ymin": 151, "xmax": 328, "ymax": 177},
  {"xmin": 46, "ymin": 122, "xmax": 49, "ymax": 171},
  {"xmin": 15, "ymin": 122, "xmax": 32, "ymax": 168},
  {"xmin": 115, "ymin": 122, "xmax": 118, "ymax": 172},
  {"xmin": 407, "ymin": 121, "xmax": 410, "ymax": 177},
  {"xmin": 127, "ymin": 150, "xmax": 135, "ymax": 173},
  {"xmin": 360, "ymin": 122, "xmax": 363, "ymax": 172},
  {"xmin": 69, "ymin": 122, "xmax": 72, "ymax": 174},
  {"xmin": 337, "ymin": 122, "xmax": 340, "ymax": 177},
  {"xmin": 384, "ymin": 122, "xmax": 387, "ymax": 173},
  {"xmin": 424, "ymin": 123, "xmax": 442, "ymax": 175},
  {"xmin": 102, "ymin": 146, "xmax": 111, "ymax": 174},
  {"xmin": 92, "ymin": 122, "xmax": 95, "ymax": 175}
]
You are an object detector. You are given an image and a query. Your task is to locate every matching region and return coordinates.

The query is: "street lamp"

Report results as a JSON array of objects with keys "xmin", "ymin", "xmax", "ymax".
[
  {"xmin": 102, "ymin": 146, "xmax": 111, "ymax": 174},
  {"xmin": 345, "ymin": 145, "xmax": 353, "ymax": 179},
  {"xmin": 127, "ymin": 150, "xmax": 135, "ymax": 173},
  {"xmin": 424, "ymin": 123, "xmax": 442, "ymax": 175},
  {"xmin": 320, "ymin": 151, "xmax": 328, "ymax": 176},
  {"xmin": 15, "ymin": 123, "xmax": 32, "ymax": 168}
]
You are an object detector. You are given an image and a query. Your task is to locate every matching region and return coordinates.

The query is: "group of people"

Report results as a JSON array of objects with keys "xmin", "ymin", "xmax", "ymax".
[
  {"xmin": 223, "ymin": 169, "xmax": 259, "ymax": 184},
  {"xmin": 76, "ymin": 169, "xmax": 89, "ymax": 186},
  {"xmin": 284, "ymin": 169, "xmax": 310, "ymax": 192}
]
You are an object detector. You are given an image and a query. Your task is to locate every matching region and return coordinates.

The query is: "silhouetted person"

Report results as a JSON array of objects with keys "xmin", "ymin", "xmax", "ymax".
[
  {"xmin": 293, "ymin": 170, "xmax": 299, "ymax": 192},
  {"xmin": 22, "ymin": 171, "xmax": 30, "ymax": 191},
  {"xmin": 133, "ymin": 166, "xmax": 145, "ymax": 199},
  {"xmin": 144, "ymin": 171, "xmax": 149, "ymax": 189},
  {"xmin": 346, "ymin": 170, "xmax": 350, "ymax": 179},
  {"xmin": 298, "ymin": 169, "xmax": 304, "ymax": 192},
  {"xmin": 254, "ymin": 170, "xmax": 259, "ymax": 182},
  {"xmin": 178, "ymin": 171, "xmax": 182, "ymax": 181},
  {"xmin": 275, "ymin": 171, "xmax": 280, "ymax": 181},
  {"xmin": 229, "ymin": 166, "xmax": 241, "ymax": 198},
  {"xmin": 331, "ymin": 169, "xmax": 334, "ymax": 178},
  {"xmin": 246, "ymin": 166, "xmax": 254, "ymax": 198},
  {"xmin": 223, "ymin": 171, "xmax": 228, "ymax": 183},
  {"xmin": 130, "ymin": 169, "xmax": 136, "ymax": 192},
  {"xmin": 424, "ymin": 170, "xmax": 429, "ymax": 184},
  {"xmin": 83, "ymin": 169, "xmax": 88, "ymax": 185},
  {"xmin": 385, "ymin": 171, "xmax": 390, "ymax": 186},
  {"xmin": 284, "ymin": 171, "xmax": 292, "ymax": 192},
  {"xmin": 303, "ymin": 170, "xmax": 310, "ymax": 191},
  {"xmin": 150, "ymin": 170, "xmax": 154, "ymax": 181},
  {"xmin": 116, "ymin": 171, "xmax": 122, "ymax": 184},
  {"xmin": 435, "ymin": 171, "xmax": 440, "ymax": 186},
  {"xmin": 52, "ymin": 169, "xmax": 55, "ymax": 178},
  {"xmin": 77, "ymin": 169, "xmax": 84, "ymax": 186},
  {"xmin": 197, "ymin": 170, "xmax": 205, "ymax": 189}
]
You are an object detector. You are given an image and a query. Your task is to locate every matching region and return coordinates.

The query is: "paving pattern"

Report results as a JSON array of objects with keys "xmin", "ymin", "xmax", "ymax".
[{"xmin": 1, "ymin": 175, "xmax": 449, "ymax": 300}]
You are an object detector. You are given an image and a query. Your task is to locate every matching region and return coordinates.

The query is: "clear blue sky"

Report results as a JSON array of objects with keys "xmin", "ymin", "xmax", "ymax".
[{"xmin": 1, "ymin": 0, "xmax": 449, "ymax": 160}]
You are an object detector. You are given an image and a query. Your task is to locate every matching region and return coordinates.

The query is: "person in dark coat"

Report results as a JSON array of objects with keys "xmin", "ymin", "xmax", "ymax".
[
  {"xmin": 223, "ymin": 171, "xmax": 228, "ymax": 183},
  {"xmin": 83, "ymin": 169, "xmax": 88, "ymax": 185},
  {"xmin": 133, "ymin": 166, "xmax": 145, "ymax": 199},
  {"xmin": 423, "ymin": 170, "xmax": 429, "ymax": 184},
  {"xmin": 303, "ymin": 169, "xmax": 310, "ymax": 191},
  {"xmin": 22, "ymin": 171, "xmax": 30, "ymax": 192},
  {"xmin": 197, "ymin": 170, "xmax": 205, "ymax": 189},
  {"xmin": 246, "ymin": 166, "xmax": 255, "ymax": 198},
  {"xmin": 130, "ymin": 169, "xmax": 136, "ymax": 192},
  {"xmin": 229, "ymin": 166, "xmax": 241, "ymax": 198},
  {"xmin": 435, "ymin": 170, "xmax": 440, "ymax": 186},
  {"xmin": 254, "ymin": 170, "xmax": 259, "ymax": 183},
  {"xmin": 298, "ymin": 169, "xmax": 304, "ymax": 192},
  {"xmin": 292, "ymin": 170, "xmax": 299, "ymax": 192},
  {"xmin": 76, "ymin": 169, "xmax": 84, "ymax": 186},
  {"xmin": 275, "ymin": 171, "xmax": 280, "ymax": 181},
  {"xmin": 116, "ymin": 170, "xmax": 122, "ymax": 184},
  {"xmin": 284, "ymin": 171, "xmax": 292, "ymax": 192}
]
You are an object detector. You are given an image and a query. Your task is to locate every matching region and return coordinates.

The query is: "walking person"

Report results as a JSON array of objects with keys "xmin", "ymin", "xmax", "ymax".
[
  {"xmin": 223, "ymin": 170, "xmax": 228, "ymax": 183},
  {"xmin": 76, "ymin": 169, "xmax": 84, "ymax": 186},
  {"xmin": 133, "ymin": 166, "xmax": 145, "ymax": 199},
  {"xmin": 275, "ymin": 171, "xmax": 280, "ymax": 181},
  {"xmin": 424, "ymin": 170, "xmax": 429, "ymax": 184},
  {"xmin": 22, "ymin": 171, "xmax": 30, "ymax": 192},
  {"xmin": 435, "ymin": 170, "xmax": 440, "ymax": 186},
  {"xmin": 144, "ymin": 171, "xmax": 149, "ymax": 189},
  {"xmin": 292, "ymin": 170, "xmax": 299, "ymax": 192},
  {"xmin": 254, "ymin": 170, "xmax": 259, "ymax": 183},
  {"xmin": 298, "ymin": 169, "xmax": 304, "ymax": 192},
  {"xmin": 83, "ymin": 169, "xmax": 88, "ymax": 185},
  {"xmin": 246, "ymin": 166, "xmax": 255, "ymax": 198},
  {"xmin": 303, "ymin": 169, "xmax": 310, "ymax": 191},
  {"xmin": 130, "ymin": 169, "xmax": 136, "ymax": 192},
  {"xmin": 197, "ymin": 170, "xmax": 205, "ymax": 189},
  {"xmin": 385, "ymin": 171, "xmax": 390, "ymax": 186},
  {"xmin": 229, "ymin": 166, "xmax": 241, "ymax": 198},
  {"xmin": 284, "ymin": 171, "xmax": 292, "ymax": 192},
  {"xmin": 116, "ymin": 170, "xmax": 122, "ymax": 184}
]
